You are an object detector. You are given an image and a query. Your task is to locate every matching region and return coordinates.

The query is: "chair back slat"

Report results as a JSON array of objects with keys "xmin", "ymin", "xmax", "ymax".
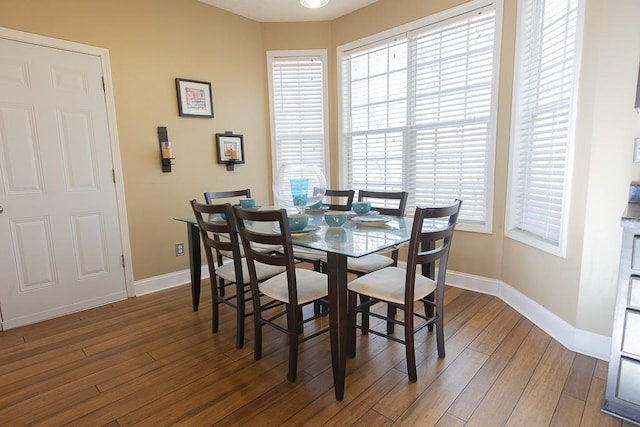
[
  {"xmin": 233, "ymin": 207, "xmax": 300, "ymax": 302},
  {"xmin": 204, "ymin": 189, "xmax": 252, "ymax": 204},
  {"xmin": 357, "ymin": 190, "xmax": 408, "ymax": 216},
  {"xmin": 190, "ymin": 200, "xmax": 244, "ymax": 279},
  {"xmin": 323, "ymin": 189, "xmax": 355, "ymax": 211}
]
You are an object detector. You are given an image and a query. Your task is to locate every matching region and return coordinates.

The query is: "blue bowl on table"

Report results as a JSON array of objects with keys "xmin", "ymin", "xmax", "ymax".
[
  {"xmin": 239, "ymin": 198, "xmax": 256, "ymax": 208},
  {"xmin": 287, "ymin": 213, "xmax": 309, "ymax": 231},
  {"xmin": 324, "ymin": 211, "xmax": 348, "ymax": 227},
  {"xmin": 352, "ymin": 201, "xmax": 371, "ymax": 214}
]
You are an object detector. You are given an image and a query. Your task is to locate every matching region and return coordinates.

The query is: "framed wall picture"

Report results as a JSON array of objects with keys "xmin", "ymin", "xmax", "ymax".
[
  {"xmin": 216, "ymin": 132, "xmax": 245, "ymax": 165},
  {"xmin": 175, "ymin": 78, "xmax": 214, "ymax": 118}
]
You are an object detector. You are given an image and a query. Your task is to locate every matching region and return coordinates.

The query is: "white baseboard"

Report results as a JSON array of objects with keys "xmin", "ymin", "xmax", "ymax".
[
  {"xmin": 446, "ymin": 270, "xmax": 611, "ymax": 360},
  {"xmin": 134, "ymin": 265, "xmax": 209, "ymax": 296},
  {"xmin": 134, "ymin": 264, "xmax": 611, "ymax": 361}
]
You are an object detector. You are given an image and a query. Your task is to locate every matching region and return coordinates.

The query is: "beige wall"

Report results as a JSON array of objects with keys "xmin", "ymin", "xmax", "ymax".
[{"xmin": 2, "ymin": 0, "xmax": 639, "ymax": 336}]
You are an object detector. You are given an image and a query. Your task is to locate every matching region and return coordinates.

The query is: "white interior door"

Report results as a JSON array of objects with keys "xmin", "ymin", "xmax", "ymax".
[{"xmin": 0, "ymin": 35, "xmax": 128, "ymax": 329}]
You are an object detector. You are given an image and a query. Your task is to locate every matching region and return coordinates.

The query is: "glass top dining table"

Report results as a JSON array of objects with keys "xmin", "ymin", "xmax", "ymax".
[{"xmin": 173, "ymin": 208, "xmax": 413, "ymax": 401}]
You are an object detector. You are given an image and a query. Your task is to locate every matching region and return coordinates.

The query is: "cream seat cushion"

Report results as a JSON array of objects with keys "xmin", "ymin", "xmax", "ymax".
[
  {"xmin": 219, "ymin": 242, "xmax": 280, "ymax": 259},
  {"xmin": 216, "ymin": 258, "xmax": 285, "ymax": 284},
  {"xmin": 347, "ymin": 266, "xmax": 437, "ymax": 305},
  {"xmin": 259, "ymin": 269, "xmax": 327, "ymax": 304},
  {"xmin": 291, "ymin": 247, "xmax": 326, "ymax": 262},
  {"xmin": 347, "ymin": 254, "xmax": 394, "ymax": 274}
]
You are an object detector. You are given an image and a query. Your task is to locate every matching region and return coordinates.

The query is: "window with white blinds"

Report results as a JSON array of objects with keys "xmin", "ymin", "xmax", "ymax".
[
  {"xmin": 506, "ymin": 0, "xmax": 581, "ymax": 255},
  {"xmin": 339, "ymin": 1, "xmax": 501, "ymax": 232},
  {"xmin": 267, "ymin": 50, "xmax": 328, "ymax": 175}
]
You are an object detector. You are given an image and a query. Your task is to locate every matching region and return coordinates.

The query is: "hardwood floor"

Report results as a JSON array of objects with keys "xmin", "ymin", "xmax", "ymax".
[{"xmin": 0, "ymin": 281, "xmax": 632, "ymax": 426}]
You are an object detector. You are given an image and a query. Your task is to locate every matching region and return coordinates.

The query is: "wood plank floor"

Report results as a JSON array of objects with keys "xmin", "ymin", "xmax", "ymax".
[{"xmin": 0, "ymin": 281, "xmax": 632, "ymax": 426}]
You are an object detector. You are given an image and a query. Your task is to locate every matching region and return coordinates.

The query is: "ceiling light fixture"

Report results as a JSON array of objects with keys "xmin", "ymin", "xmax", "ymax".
[{"xmin": 300, "ymin": 0, "xmax": 330, "ymax": 9}]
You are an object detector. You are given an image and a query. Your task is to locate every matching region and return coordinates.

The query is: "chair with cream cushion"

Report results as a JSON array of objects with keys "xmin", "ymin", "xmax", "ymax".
[
  {"xmin": 321, "ymin": 189, "xmax": 355, "ymax": 211},
  {"xmin": 234, "ymin": 206, "xmax": 329, "ymax": 382},
  {"xmin": 347, "ymin": 190, "xmax": 409, "ymax": 330},
  {"xmin": 205, "ymin": 188, "xmax": 279, "ymax": 268},
  {"xmin": 347, "ymin": 199, "xmax": 461, "ymax": 382},
  {"xmin": 204, "ymin": 188, "xmax": 253, "ymax": 204},
  {"xmin": 204, "ymin": 189, "xmax": 253, "ymax": 259},
  {"xmin": 203, "ymin": 189, "xmax": 253, "ymax": 297},
  {"xmin": 347, "ymin": 189, "xmax": 409, "ymax": 276},
  {"xmin": 190, "ymin": 200, "xmax": 285, "ymax": 349}
]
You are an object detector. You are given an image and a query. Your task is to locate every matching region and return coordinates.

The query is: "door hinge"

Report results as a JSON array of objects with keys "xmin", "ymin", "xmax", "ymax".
[
  {"xmin": 102, "ymin": 76, "xmax": 106, "ymax": 92},
  {"xmin": 122, "ymin": 255, "xmax": 125, "ymax": 268},
  {"xmin": 112, "ymin": 169, "xmax": 116, "ymax": 183}
]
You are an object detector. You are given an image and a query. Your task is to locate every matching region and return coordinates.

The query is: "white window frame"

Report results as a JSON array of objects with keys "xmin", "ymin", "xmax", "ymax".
[
  {"xmin": 267, "ymin": 50, "xmax": 329, "ymax": 177},
  {"xmin": 336, "ymin": 0, "xmax": 502, "ymax": 233},
  {"xmin": 505, "ymin": 0, "xmax": 584, "ymax": 256}
]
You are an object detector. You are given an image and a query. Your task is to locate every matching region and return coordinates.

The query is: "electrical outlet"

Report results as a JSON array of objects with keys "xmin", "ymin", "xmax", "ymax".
[{"xmin": 175, "ymin": 242, "xmax": 185, "ymax": 256}]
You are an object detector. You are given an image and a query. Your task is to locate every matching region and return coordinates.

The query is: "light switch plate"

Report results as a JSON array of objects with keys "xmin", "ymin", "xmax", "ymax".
[{"xmin": 634, "ymin": 138, "xmax": 640, "ymax": 162}]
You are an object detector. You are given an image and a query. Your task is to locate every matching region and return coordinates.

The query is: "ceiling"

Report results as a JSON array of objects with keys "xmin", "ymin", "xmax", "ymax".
[{"xmin": 198, "ymin": 0, "xmax": 380, "ymax": 22}]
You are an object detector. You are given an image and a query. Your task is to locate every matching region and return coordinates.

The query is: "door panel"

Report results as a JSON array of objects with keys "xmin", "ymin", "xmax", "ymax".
[
  {"xmin": 0, "ymin": 36, "xmax": 127, "ymax": 328},
  {"xmin": 11, "ymin": 217, "xmax": 56, "ymax": 288},
  {"xmin": 0, "ymin": 105, "xmax": 42, "ymax": 193},
  {"xmin": 60, "ymin": 110, "xmax": 99, "ymax": 190}
]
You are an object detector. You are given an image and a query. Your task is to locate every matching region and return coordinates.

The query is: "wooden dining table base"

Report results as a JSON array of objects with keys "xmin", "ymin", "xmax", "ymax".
[{"xmin": 326, "ymin": 251, "xmax": 348, "ymax": 401}]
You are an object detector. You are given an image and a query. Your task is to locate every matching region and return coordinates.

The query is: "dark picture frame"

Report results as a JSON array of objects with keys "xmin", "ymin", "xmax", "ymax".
[
  {"xmin": 175, "ymin": 78, "xmax": 214, "ymax": 118},
  {"xmin": 216, "ymin": 132, "xmax": 245, "ymax": 165}
]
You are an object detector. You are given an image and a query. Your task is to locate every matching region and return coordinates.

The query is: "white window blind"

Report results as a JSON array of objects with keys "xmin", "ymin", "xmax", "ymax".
[
  {"xmin": 341, "ymin": 3, "xmax": 499, "ymax": 230},
  {"xmin": 268, "ymin": 51, "xmax": 327, "ymax": 175},
  {"xmin": 506, "ymin": 0, "xmax": 580, "ymax": 253}
]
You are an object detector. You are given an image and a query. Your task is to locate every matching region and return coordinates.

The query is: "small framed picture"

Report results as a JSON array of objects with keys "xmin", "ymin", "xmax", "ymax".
[
  {"xmin": 216, "ymin": 133, "xmax": 245, "ymax": 164},
  {"xmin": 175, "ymin": 78, "xmax": 214, "ymax": 118}
]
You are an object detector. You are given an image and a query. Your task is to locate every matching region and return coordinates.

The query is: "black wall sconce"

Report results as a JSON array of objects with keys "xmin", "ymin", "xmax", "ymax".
[{"xmin": 157, "ymin": 126, "xmax": 174, "ymax": 173}]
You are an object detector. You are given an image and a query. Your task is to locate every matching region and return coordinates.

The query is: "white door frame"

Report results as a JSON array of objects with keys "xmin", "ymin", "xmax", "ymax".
[{"xmin": 0, "ymin": 26, "xmax": 135, "ymax": 297}]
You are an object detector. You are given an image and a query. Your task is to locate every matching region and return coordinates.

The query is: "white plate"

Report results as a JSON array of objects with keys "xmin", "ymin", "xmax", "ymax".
[
  {"xmin": 351, "ymin": 215, "xmax": 392, "ymax": 226},
  {"xmin": 274, "ymin": 225, "xmax": 320, "ymax": 235},
  {"xmin": 348, "ymin": 210, "xmax": 379, "ymax": 217}
]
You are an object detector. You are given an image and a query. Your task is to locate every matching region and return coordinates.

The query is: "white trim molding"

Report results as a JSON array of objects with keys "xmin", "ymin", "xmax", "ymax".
[
  {"xmin": 446, "ymin": 270, "xmax": 611, "ymax": 360},
  {"xmin": 135, "ymin": 265, "xmax": 210, "ymax": 297},
  {"xmin": 135, "ymin": 264, "xmax": 610, "ymax": 361}
]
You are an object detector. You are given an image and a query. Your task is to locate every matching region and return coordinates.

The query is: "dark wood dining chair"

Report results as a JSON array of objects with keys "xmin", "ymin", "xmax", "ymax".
[
  {"xmin": 322, "ymin": 189, "xmax": 355, "ymax": 211},
  {"xmin": 190, "ymin": 200, "xmax": 285, "ymax": 349},
  {"xmin": 347, "ymin": 189, "xmax": 410, "ymax": 330},
  {"xmin": 357, "ymin": 189, "xmax": 409, "ymax": 216},
  {"xmin": 204, "ymin": 189, "xmax": 279, "ymax": 294},
  {"xmin": 347, "ymin": 189, "xmax": 409, "ymax": 275},
  {"xmin": 203, "ymin": 189, "xmax": 253, "ymax": 297},
  {"xmin": 204, "ymin": 189, "xmax": 252, "ymax": 204},
  {"xmin": 233, "ymin": 206, "xmax": 329, "ymax": 382},
  {"xmin": 347, "ymin": 199, "xmax": 462, "ymax": 382}
]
